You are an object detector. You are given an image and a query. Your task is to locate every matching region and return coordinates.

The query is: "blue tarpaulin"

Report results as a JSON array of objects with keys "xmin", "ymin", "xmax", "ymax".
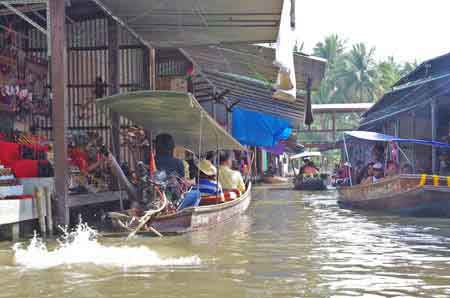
[
  {"xmin": 345, "ymin": 131, "xmax": 450, "ymax": 148},
  {"xmin": 232, "ymin": 107, "xmax": 292, "ymax": 147}
]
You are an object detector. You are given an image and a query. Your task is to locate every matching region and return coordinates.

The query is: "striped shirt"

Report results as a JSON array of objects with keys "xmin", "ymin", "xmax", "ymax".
[{"xmin": 198, "ymin": 178, "xmax": 224, "ymax": 198}]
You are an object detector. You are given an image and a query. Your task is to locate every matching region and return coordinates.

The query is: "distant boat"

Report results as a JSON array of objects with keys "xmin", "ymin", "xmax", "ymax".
[{"xmin": 291, "ymin": 151, "xmax": 328, "ymax": 191}]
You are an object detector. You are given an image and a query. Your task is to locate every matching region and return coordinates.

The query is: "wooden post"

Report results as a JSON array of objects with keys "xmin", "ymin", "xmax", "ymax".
[
  {"xmin": 150, "ymin": 48, "xmax": 156, "ymax": 90},
  {"xmin": 44, "ymin": 186, "xmax": 54, "ymax": 235},
  {"xmin": 11, "ymin": 223, "xmax": 20, "ymax": 242},
  {"xmin": 143, "ymin": 47, "xmax": 156, "ymax": 90},
  {"xmin": 34, "ymin": 187, "xmax": 46, "ymax": 235},
  {"xmin": 431, "ymin": 101, "xmax": 438, "ymax": 174},
  {"xmin": 49, "ymin": 0, "xmax": 69, "ymax": 226},
  {"xmin": 108, "ymin": 18, "xmax": 121, "ymax": 162}
]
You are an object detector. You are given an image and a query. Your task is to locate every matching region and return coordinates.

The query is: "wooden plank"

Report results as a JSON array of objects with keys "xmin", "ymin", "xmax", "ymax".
[
  {"xmin": 0, "ymin": 197, "xmax": 47, "ymax": 225},
  {"xmin": 67, "ymin": 191, "xmax": 128, "ymax": 208},
  {"xmin": 49, "ymin": 0, "xmax": 69, "ymax": 226}
]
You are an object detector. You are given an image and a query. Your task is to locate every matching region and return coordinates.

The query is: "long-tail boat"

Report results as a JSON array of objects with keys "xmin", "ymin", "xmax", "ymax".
[
  {"xmin": 96, "ymin": 91, "xmax": 252, "ymax": 235},
  {"xmin": 338, "ymin": 131, "xmax": 450, "ymax": 217},
  {"xmin": 291, "ymin": 151, "xmax": 328, "ymax": 191}
]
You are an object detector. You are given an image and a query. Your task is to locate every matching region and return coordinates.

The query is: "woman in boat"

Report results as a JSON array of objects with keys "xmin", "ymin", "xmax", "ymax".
[
  {"xmin": 196, "ymin": 159, "xmax": 225, "ymax": 202},
  {"xmin": 360, "ymin": 162, "xmax": 375, "ymax": 185},
  {"xmin": 154, "ymin": 133, "xmax": 185, "ymax": 178},
  {"xmin": 300, "ymin": 158, "xmax": 319, "ymax": 175}
]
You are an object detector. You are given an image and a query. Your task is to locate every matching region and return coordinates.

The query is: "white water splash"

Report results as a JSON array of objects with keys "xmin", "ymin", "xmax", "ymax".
[{"xmin": 13, "ymin": 223, "xmax": 201, "ymax": 269}]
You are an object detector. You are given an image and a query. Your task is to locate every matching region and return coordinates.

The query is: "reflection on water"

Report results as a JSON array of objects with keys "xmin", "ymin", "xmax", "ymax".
[{"xmin": 1, "ymin": 186, "xmax": 450, "ymax": 298}]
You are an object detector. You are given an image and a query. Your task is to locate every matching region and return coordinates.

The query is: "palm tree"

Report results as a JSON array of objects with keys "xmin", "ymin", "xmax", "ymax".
[
  {"xmin": 313, "ymin": 34, "xmax": 346, "ymax": 67},
  {"xmin": 378, "ymin": 56, "xmax": 402, "ymax": 94},
  {"xmin": 336, "ymin": 43, "xmax": 380, "ymax": 102},
  {"xmin": 312, "ymin": 34, "xmax": 347, "ymax": 104}
]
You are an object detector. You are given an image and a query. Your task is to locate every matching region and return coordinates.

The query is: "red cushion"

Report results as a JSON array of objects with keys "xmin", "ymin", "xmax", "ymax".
[
  {"xmin": 10, "ymin": 160, "xmax": 39, "ymax": 178},
  {"xmin": 0, "ymin": 141, "xmax": 20, "ymax": 162},
  {"xmin": 22, "ymin": 143, "xmax": 49, "ymax": 152}
]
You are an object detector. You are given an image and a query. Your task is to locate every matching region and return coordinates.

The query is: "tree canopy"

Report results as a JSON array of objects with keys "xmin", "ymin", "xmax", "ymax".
[{"xmin": 311, "ymin": 34, "xmax": 418, "ymax": 104}]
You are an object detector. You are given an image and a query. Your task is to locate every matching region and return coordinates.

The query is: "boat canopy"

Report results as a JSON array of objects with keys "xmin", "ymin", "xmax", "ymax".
[
  {"xmin": 290, "ymin": 151, "xmax": 322, "ymax": 160},
  {"xmin": 96, "ymin": 91, "xmax": 245, "ymax": 152},
  {"xmin": 345, "ymin": 131, "xmax": 450, "ymax": 148}
]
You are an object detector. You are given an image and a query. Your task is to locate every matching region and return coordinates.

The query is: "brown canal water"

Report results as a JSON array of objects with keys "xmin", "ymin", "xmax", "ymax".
[{"xmin": 1, "ymin": 186, "xmax": 450, "ymax": 298}]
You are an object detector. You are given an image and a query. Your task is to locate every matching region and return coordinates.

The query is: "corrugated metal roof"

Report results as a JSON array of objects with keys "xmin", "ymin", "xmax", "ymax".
[
  {"xmin": 193, "ymin": 70, "xmax": 305, "ymax": 127},
  {"xmin": 394, "ymin": 52, "xmax": 450, "ymax": 88},
  {"xmin": 360, "ymin": 73, "xmax": 450, "ymax": 127},
  {"xmin": 365, "ymin": 52, "xmax": 450, "ymax": 119},
  {"xmin": 92, "ymin": 0, "xmax": 283, "ymax": 47},
  {"xmin": 181, "ymin": 45, "xmax": 326, "ymax": 91}
]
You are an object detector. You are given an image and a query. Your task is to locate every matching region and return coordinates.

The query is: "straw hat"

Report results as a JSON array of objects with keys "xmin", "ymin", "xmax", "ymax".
[{"xmin": 197, "ymin": 159, "xmax": 217, "ymax": 176}]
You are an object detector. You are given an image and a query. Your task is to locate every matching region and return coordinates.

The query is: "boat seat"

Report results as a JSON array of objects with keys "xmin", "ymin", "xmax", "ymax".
[
  {"xmin": 223, "ymin": 189, "xmax": 241, "ymax": 201},
  {"xmin": 199, "ymin": 195, "xmax": 224, "ymax": 206}
]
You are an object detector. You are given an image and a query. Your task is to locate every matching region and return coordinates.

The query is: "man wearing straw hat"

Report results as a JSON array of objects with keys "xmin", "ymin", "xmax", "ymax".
[{"xmin": 197, "ymin": 159, "xmax": 225, "ymax": 202}]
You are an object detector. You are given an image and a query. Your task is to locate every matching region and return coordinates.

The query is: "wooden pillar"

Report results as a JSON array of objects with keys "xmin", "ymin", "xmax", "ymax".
[
  {"xmin": 108, "ymin": 18, "xmax": 121, "ymax": 161},
  {"xmin": 49, "ymin": 0, "xmax": 69, "ymax": 226},
  {"xmin": 145, "ymin": 47, "xmax": 156, "ymax": 90},
  {"xmin": 431, "ymin": 100, "xmax": 438, "ymax": 174}
]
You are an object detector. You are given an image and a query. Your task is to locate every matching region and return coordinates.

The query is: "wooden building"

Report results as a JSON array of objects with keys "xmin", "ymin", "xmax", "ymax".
[{"xmin": 360, "ymin": 52, "xmax": 450, "ymax": 175}]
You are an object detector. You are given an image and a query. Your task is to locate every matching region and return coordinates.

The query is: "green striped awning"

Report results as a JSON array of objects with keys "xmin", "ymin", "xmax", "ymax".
[{"xmin": 96, "ymin": 91, "xmax": 244, "ymax": 152}]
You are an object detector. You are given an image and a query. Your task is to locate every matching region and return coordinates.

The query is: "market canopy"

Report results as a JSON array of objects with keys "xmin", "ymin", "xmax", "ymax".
[
  {"xmin": 345, "ymin": 131, "xmax": 450, "ymax": 148},
  {"xmin": 232, "ymin": 107, "xmax": 292, "ymax": 147},
  {"xmin": 96, "ymin": 91, "xmax": 244, "ymax": 152}
]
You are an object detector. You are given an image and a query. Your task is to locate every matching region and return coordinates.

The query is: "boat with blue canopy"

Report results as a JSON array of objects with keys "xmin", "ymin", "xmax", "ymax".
[{"xmin": 338, "ymin": 131, "xmax": 450, "ymax": 217}]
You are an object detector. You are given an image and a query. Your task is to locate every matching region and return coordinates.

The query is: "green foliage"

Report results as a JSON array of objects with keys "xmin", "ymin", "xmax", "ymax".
[
  {"xmin": 311, "ymin": 34, "xmax": 418, "ymax": 104},
  {"xmin": 300, "ymin": 35, "xmax": 418, "ymax": 145}
]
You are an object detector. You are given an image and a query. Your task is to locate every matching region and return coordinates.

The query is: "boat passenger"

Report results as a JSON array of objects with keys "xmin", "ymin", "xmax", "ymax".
[
  {"xmin": 371, "ymin": 162, "xmax": 384, "ymax": 183},
  {"xmin": 206, "ymin": 151, "xmax": 216, "ymax": 164},
  {"xmin": 218, "ymin": 150, "xmax": 246, "ymax": 193},
  {"xmin": 196, "ymin": 159, "xmax": 225, "ymax": 201},
  {"xmin": 361, "ymin": 162, "xmax": 375, "ymax": 185},
  {"xmin": 300, "ymin": 158, "xmax": 319, "ymax": 175},
  {"xmin": 154, "ymin": 133, "xmax": 185, "ymax": 178},
  {"xmin": 386, "ymin": 160, "xmax": 399, "ymax": 177}
]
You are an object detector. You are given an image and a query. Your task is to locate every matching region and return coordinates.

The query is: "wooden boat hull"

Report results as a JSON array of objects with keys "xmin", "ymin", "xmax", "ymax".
[
  {"xmin": 338, "ymin": 175, "xmax": 450, "ymax": 217},
  {"xmin": 262, "ymin": 176, "xmax": 289, "ymax": 184},
  {"xmin": 294, "ymin": 177, "xmax": 327, "ymax": 191},
  {"xmin": 111, "ymin": 183, "xmax": 252, "ymax": 234}
]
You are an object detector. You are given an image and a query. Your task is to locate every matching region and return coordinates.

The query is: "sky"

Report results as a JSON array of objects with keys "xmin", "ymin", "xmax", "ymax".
[{"xmin": 296, "ymin": 0, "xmax": 450, "ymax": 63}]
